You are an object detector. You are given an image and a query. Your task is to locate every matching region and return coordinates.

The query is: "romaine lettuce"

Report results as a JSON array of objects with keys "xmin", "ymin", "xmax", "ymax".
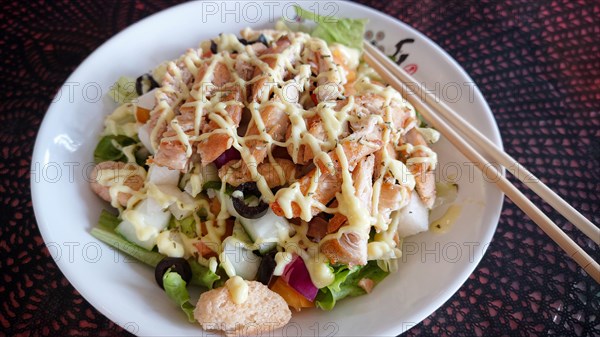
[
  {"xmin": 93, "ymin": 135, "xmax": 137, "ymax": 164},
  {"xmin": 108, "ymin": 76, "xmax": 138, "ymax": 104},
  {"xmin": 188, "ymin": 258, "xmax": 221, "ymax": 289},
  {"xmin": 90, "ymin": 227, "xmax": 165, "ymax": 267},
  {"xmin": 168, "ymin": 216, "xmax": 197, "ymax": 238},
  {"xmin": 315, "ymin": 261, "xmax": 389, "ymax": 310},
  {"xmin": 163, "ymin": 270, "xmax": 196, "ymax": 323},
  {"xmin": 294, "ymin": 6, "xmax": 368, "ymax": 50},
  {"xmin": 96, "ymin": 209, "xmax": 121, "ymax": 231}
]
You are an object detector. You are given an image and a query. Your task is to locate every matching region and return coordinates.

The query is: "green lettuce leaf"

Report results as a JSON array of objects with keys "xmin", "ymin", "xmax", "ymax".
[
  {"xmin": 96, "ymin": 209, "xmax": 121, "ymax": 231},
  {"xmin": 90, "ymin": 227, "xmax": 165, "ymax": 267},
  {"xmin": 415, "ymin": 109, "xmax": 428, "ymax": 127},
  {"xmin": 188, "ymin": 258, "xmax": 221, "ymax": 289},
  {"xmin": 93, "ymin": 135, "xmax": 137, "ymax": 164},
  {"xmin": 315, "ymin": 261, "xmax": 389, "ymax": 310},
  {"xmin": 108, "ymin": 76, "xmax": 138, "ymax": 104},
  {"xmin": 294, "ymin": 6, "xmax": 368, "ymax": 50},
  {"xmin": 202, "ymin": 181, "xmax": 235, "ymax": 195},
  {"xmin": 168, "ymin": 216, "xmax": 197, "ymax": 239},
  {"xmin": 163, "ymin": 270, "xmax": 196, "ymax": 323}
]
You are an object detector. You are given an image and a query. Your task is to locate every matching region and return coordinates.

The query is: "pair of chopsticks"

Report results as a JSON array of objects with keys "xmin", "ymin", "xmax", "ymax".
[{"xmin": 362, "ymin": 41, "xmax": 600, "ymax": 283}]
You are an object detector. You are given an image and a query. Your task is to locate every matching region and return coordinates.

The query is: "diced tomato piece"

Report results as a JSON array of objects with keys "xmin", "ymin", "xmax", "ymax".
[
  {"xmin": 198, "ymin": 218, "xmax": 234, "ymax": 241},
  {"xmin": 200, "ymin": 222, "xmax": 208, "ymax": 236},
  {"xmin": 221, "ymin": 218, "xmax": 234, "ymax": 241},
  {"xmin": 209, "ymin": 197, "xmax": 221, "ymax": 216},
  {"xmin": 346, "ymin": 70, "xmax": 356, "ymax": 83},
  {"xmin": 310, "ymin": 93, "xmax": 318, "ymax": 105},
  {"xmin": 194, "ymin": 241, "xmax": 218, "ymax": 259},
  {"xmin": 135, "ymin": 106, "xmax": 150, "ymax": 123}
]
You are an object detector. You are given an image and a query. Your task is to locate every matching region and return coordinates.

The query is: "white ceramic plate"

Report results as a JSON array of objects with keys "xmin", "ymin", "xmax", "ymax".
[{"xmin": 31, "ymin": 1, "xmax": 503, "ymax": 336}]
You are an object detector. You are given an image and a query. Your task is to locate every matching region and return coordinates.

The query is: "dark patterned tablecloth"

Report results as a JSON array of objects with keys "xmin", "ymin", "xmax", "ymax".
[{"xmin": 1, "ymin": 1, "xmax": 598, "ymax": 336}]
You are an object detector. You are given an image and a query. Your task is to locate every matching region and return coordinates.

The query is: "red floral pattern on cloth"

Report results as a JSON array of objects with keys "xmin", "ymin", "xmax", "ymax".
[{"xmin": 1, "ymin": 0, "xmax": 598, "ymax": 336}]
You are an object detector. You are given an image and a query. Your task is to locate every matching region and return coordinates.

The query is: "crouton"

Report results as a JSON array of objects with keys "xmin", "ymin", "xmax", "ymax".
[{"xmin": 194, "ymin": 280, "xmax": 291, "ymax": 336}]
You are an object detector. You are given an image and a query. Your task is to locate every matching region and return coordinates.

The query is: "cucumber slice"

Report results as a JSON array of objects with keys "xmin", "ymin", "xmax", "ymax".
[
  {"xmin": 135, "ymin": 88, "xmax": 157, "ymax": 110},
  {"xmin": 396, "ymin": 192, "xmax": 429, "ymax": 238},
  {"xmin": 231, "ymin": 218, "xmax": 276, "ymax": 254},
  {"xmin": 220, "ymin": 237, "xmax": 261, "ymax": 280},
  {"xmin": 138, "ymin": 123, "xmax": 154, "ymax": 154},
  {"xmin": 147, "ymin": 164, "xmax": 180, "ymax": 186},
  {"xmin": 237, "ymin": 208, "xmax": 291, "ymax": 254},
  {"xmin": 115, "ymin": 197, "xmax": 171, "ymax": 250},
  {"xmin": 256, "ymin": 242, "xmax": 277, "ymax": 255},
  {"xmin": 231, "ymin": 220, "xmax": 252, "ymax": 243}
]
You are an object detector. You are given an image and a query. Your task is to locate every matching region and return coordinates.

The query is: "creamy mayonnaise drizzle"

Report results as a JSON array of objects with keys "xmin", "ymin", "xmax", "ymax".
[
  {"xmin": 430, "ymin": 204, "xmax": 462, "ymax": 234},
  {"xmin": 101, "ymin": 28, "xmax": 441, "ymax": 288},
  {"xmin": 225, "ymin": 276, "xmax": 249, "ymax": 304},
  {"xmin": 95, "ymin": 164, "xmax": 146, "ymax": 210}
]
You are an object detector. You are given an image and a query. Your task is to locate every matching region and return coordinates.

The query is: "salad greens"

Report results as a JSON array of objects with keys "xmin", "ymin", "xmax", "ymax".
[
  {"xmin": 108, "ymin": 76, "xmax": 138, "ymax": 104},
  {"xmin": 92, "ymin": 211, "xmax": 221, "ymax": 321},
  {"xmin": 91, "ymin": 227, "xmax": 165, "ymax": 267},
  {"xmin": 315, "ymin": 261, "xmax": 389, "ymax": 310},
  {"xmin": 168, "ymin": 216, "xmax": 198, "ymax": 238},
  {"xmin": 93, "ymin": 211, "xmax": 221, "ymax": 288},
  {"xmin": 294, "ymin": 6, "xmax": 368, "ymax": 50},
  {"xmin": 163, "ymin": 270, "xmax": 196, "ymax": 323},
  {"xmin": 96, "ymin": 209, "xmax": 121, "ymax": 231},
  {"xmin": 93, "ymin": 135, "xmax": 137, "ymax": 164},
  {"xmin": 202, "ymin": 181, "xmax": 235, "ymax": 195},
  {"xmin": 189, "ymin": 259, "xmax": 221, "ymax": 289}
]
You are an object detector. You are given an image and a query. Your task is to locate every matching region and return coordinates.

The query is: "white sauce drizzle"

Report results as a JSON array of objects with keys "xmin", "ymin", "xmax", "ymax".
[{"xmin": 103, "ymin": 28, "xmax": 441, "ymax": 288}]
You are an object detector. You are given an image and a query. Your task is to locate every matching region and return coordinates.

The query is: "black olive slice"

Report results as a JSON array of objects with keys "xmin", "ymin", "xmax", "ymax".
[
  {"xmin": 237, "ymin": 34, "xmax": 268, "ymax": 47},
  {"xmin": 232, "ymin": 182, "xmax": 268, "ymax": 219},
  {"xmin": 155, "ymin": 257, "xmax": 192, "ymax": 289},
  {"xmin": 256, "ymin": 252, "xmax": 277, "ymax": 286},
  {"xmin": 254, "ymin": 34, "xmax": 268, "ymax": 47},
  {"xmin": 210, "ymin": 40, "xmax": 218, "ymax": 54},
  {"xmin": 135, "ymin": 73, "xmax": 159, "ymax": 96}
]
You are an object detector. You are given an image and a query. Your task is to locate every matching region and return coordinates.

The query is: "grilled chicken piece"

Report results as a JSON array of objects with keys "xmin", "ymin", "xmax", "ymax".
[
  {"xmin": 218, "ymin": 158, "xmax": 296, "ymax": 188},
  {"xmin": 196, "ymin": 85, "xmax": 244, "ymax": 165},
  {"xmin": 272, "ymin": 140, "xmax": 381, "ymax": 219},
  {"xmin": 320, "ymin": 155, "xmax": 374, "ymax": 266},
  {"xmin": 320, "ymin": 231, "xmax": 366, "ymax": 267},
  {"xmin": 403, "ymin": 128, "xmax": 436, "ymax": 208},
  {"xmin": 154, "ymin": 61, "xmax": 243, "ymax": 169},
  {"xmin": 90, "ymin": 161, "xmax": 145, "ymax": 207},
  {"xmin": 243, "ymin": 102, "xmax": 290, "ymax": 164}
]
